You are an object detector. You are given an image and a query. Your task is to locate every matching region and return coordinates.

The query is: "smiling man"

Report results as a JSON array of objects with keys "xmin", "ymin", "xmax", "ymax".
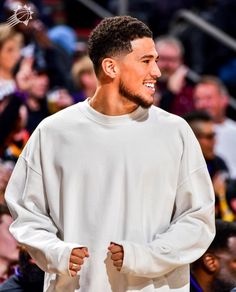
[{"xmin": 5, "ymin": 16, "xmax": 215, "ymax": 292}]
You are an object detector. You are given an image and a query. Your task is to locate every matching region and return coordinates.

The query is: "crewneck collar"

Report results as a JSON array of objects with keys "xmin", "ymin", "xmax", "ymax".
[{"xmin": 78, "ymin": 98, "xmax": 148, "ymax": 125}]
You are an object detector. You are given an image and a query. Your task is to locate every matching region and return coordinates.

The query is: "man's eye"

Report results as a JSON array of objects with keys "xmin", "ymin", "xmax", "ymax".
[{"xmin": 143, "ymin": 60, "xmax": 149, "ymax": 64}]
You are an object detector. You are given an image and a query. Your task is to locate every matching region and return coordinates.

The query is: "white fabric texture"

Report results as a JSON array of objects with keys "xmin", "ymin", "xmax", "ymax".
[
  {"xmin": 215, "ymin": 118, "xmax": 236, "ymax": 179},
  {"xmin": 5, "ymin": 100, "xmax": 215, "ymax": 291}
]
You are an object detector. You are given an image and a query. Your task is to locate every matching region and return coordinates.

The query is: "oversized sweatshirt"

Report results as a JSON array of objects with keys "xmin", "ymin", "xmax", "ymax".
[{"xmin": 5, "ymin": 100, "xmax": 215, "ymax": 292}]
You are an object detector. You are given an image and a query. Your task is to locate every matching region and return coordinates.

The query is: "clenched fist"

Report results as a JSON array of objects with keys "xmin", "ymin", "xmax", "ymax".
[
  {"xmin": 108, "ymin": 242, "xmax": 124, "ymax": 271},
  {"xmin": 69, "ymin": 247, "xmax": 89, "ymax": 277}
]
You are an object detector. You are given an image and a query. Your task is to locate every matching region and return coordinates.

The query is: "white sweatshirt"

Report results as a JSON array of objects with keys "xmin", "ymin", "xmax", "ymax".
[{"xmin": 5, "ymin": 100, "xmax": 215, "ymax": 292}]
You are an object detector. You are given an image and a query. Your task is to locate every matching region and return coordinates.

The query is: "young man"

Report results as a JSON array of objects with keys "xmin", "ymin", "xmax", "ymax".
[{"xmin": 5, "ymin": 16, "xmax": 215, "ymax": 292}]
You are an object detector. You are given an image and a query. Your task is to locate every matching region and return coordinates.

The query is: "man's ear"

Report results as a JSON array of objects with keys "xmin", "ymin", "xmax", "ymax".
[
  {"xmin": 202, "ymin": 253, "xmax": 219, "ymax": 273},
  {"xmin": 101, "ymin": 58, "xmax": 118, "ymax": 79}
]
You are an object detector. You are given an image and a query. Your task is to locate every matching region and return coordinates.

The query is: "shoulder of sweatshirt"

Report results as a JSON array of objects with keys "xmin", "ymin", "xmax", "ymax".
[{"xmin": 150, "ymin": 105, "xmax": 191, "ymax": 132}]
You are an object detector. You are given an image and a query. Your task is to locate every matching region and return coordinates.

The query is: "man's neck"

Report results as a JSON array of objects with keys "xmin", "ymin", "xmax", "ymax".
[{"xmin": 89, "ymin": 86, "xmax": 139, "ymax": 116}]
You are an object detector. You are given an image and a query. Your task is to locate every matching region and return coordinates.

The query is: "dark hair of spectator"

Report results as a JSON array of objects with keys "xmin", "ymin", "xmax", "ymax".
[
  {"xmin": 208, "ymin": 220, "xmax": 236, "ymax": 253},
  {"xmin": 0, "ymin": 94, "xmax": 23, "ymax": 155},
  {"xmin": 88, "ymin": 16, "xmax": 153, "ymax": 75},
  {"xmin": 183, "ymin": 110, "xmax": 213, "ymax": 124},
  {"xmin": 0, "ymin": 203, "xmax": 11, "ymax": 219}
]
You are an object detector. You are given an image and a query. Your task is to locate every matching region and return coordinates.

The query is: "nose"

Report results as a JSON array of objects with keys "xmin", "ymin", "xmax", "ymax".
[
  {"xmin": 194, "ymin": 97, "xmax": 209, "ymax": 109},
  {"xmin": 151, "ymin": 62, "xmax": 161, "ymax": 79}
]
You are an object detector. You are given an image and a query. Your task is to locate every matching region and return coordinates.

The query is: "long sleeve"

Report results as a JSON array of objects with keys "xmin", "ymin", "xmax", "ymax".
[
  {"xmin": 118, "ymin": 125, "xmax": 215, "ymax": 278},
  {"xmin": 5, "ymin": 128, "xmax": 80, "ymax": 275}
]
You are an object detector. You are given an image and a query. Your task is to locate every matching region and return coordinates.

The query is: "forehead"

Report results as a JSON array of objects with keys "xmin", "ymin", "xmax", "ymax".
[
  {"xmin": 194, "ymin": 83, "xmax": 220, "ymax": 97},
  {"xmin": 193, "ymin": 120, "xmax": 213, "ymax": 134},
  {"xmin": 199, "ymin": 121, "xmax": 214, "ymax": 131},
  {"xmin": 157, "ymin": 42, "xmax": 181, "ymax": 56},
  {"xmin": 129, "ymin": 37, "xmax": 158, "ymax": 59}
]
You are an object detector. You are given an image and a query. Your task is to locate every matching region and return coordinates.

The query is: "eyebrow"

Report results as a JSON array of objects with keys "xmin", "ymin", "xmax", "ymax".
[{"xmin": 140, "ymin": 54, "xmax": 159, "ymax": 61}]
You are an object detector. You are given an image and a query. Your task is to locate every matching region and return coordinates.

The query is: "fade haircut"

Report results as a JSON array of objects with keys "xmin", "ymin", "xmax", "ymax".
[{"xmin": 88, "ymin": 16, "xmax": 153, "ymax": 75}]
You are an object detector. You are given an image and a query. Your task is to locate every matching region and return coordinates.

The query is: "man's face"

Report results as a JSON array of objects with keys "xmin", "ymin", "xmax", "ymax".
[
  {"xmin": 30, "ymin": 73, "xmax": 49, "ymax": 99},
  {"xmin": 155, "ymin": 42, "xmax": 182, "ymax": 80},
  {"xmin": 195, "ymin": 121, "xmax": 216, "ymax": 160},
  {"xmin": 193, "ymin": 83, "xmax": 226, "ymax": 122},
  {"xmin": 0, "ymin": 214, "xmax": 19, "ymax": 262},
  {"xmin": 212, "ymin": 237, "xmax": 236, "ymax": 291},
  {"xmin": 0, "ymin": 37, "xmax": 21, "ymax": 72},
  {"xmin": 116, "ymin": 37, "xmax": 161, "ymax": 108}
]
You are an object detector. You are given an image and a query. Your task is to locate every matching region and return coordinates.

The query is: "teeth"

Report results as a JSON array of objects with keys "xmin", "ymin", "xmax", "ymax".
[{"xmin": 144, "ymin": 83, "xmax": 155, "ymax": 88}]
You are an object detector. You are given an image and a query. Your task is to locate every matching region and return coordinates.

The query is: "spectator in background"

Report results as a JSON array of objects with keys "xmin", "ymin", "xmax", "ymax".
[
  {"xmin": 46, "ymin": 87, "xmax": 73, "ymax": 115},
  {"xmin": 191, "ymin": 220, "xmax": 236, "ymax": 292},
  {"xmin": 3, "ymin": 104, "xmax": 29, "ymax": 163},
  {"xmin": 0, "ymin": 93, "xmax": 25, "ymax": 158},
  {"xmin": 15, "ymin": 56, "xmax": 73, "ymax": 135},
  {"xmin": 16, "ymin": 55, "xmax": 71, "ymax": 134},
  {"xmin": 155, "ymin": 36, "xmax": 197, "ymax": 116},
  {"xmin": 48, "ymin": 24, "xmax": 78, "ymax": 91},
  {"xmin": 48, "ymin": 24, "xmax": 78, "ymax": 58},
  {"xmin": 71, "ymin": 55, "xmax": 97, "ymax": 103},
  {"xmin": 0, "ymin": 247, "xmax": 44, "ymax": 292},
  {"xmin": 184, "ymin": 110, "xmax": 234, "ymax": 221},
  {"xmin": 3, "ymin": 0, "xmax": 73, "ymax": 91},
  {"xmin": 0, "ymin": 204, "xmax": 19, "ymax": 284},
  {"xmin": 24, "ymin": 67, "xmax": 50, "ymax": 135},
  {"xmin": 0, "ymin": 24, "xmax": 22, "ymax": 100},
  {"xmin": 193, "ymin": 76, "xmax": 236, "ymax": 179}
]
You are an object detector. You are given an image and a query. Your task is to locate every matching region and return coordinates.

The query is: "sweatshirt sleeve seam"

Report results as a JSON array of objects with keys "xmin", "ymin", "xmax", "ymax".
[
  {"xmin": 19, "ymin": 155, "xmax": 42, "ymax": 177},
  {"xmin": 177, "ymin": 165, "xmax": 206, "ymax": 189}
]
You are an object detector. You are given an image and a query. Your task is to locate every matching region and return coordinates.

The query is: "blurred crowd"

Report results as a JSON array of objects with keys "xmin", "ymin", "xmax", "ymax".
[{"xmin": 0, "ymin": 0, "xmax": 236, "ymax": 291}]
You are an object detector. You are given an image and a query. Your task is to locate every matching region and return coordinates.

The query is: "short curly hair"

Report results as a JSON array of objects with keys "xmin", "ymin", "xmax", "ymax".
[{"xmin": 88, "ymin": 16, "xmax": 153, "ymax": 74}]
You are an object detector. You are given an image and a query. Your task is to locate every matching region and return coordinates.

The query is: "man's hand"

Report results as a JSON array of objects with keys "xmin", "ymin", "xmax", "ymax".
[
  {"xmin": 108, "ymin": 242, "xmax": 124, "ymax": 271},
  {"xmin": 69, "ymin": 247, "xmax": 89, "ymax": 277},
  {"xmin": 168, "ymin": 65, "xmax": 188, "ymax": 94}
]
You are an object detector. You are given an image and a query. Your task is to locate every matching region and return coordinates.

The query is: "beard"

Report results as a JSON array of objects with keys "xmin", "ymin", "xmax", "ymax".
[
  {"xmin": 210, "ymin": 278, "xmax": 236, "ymax": 292},
  {"xmin": 119, "ymin": 79, "xmax": 153, "ymax": 109}
]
